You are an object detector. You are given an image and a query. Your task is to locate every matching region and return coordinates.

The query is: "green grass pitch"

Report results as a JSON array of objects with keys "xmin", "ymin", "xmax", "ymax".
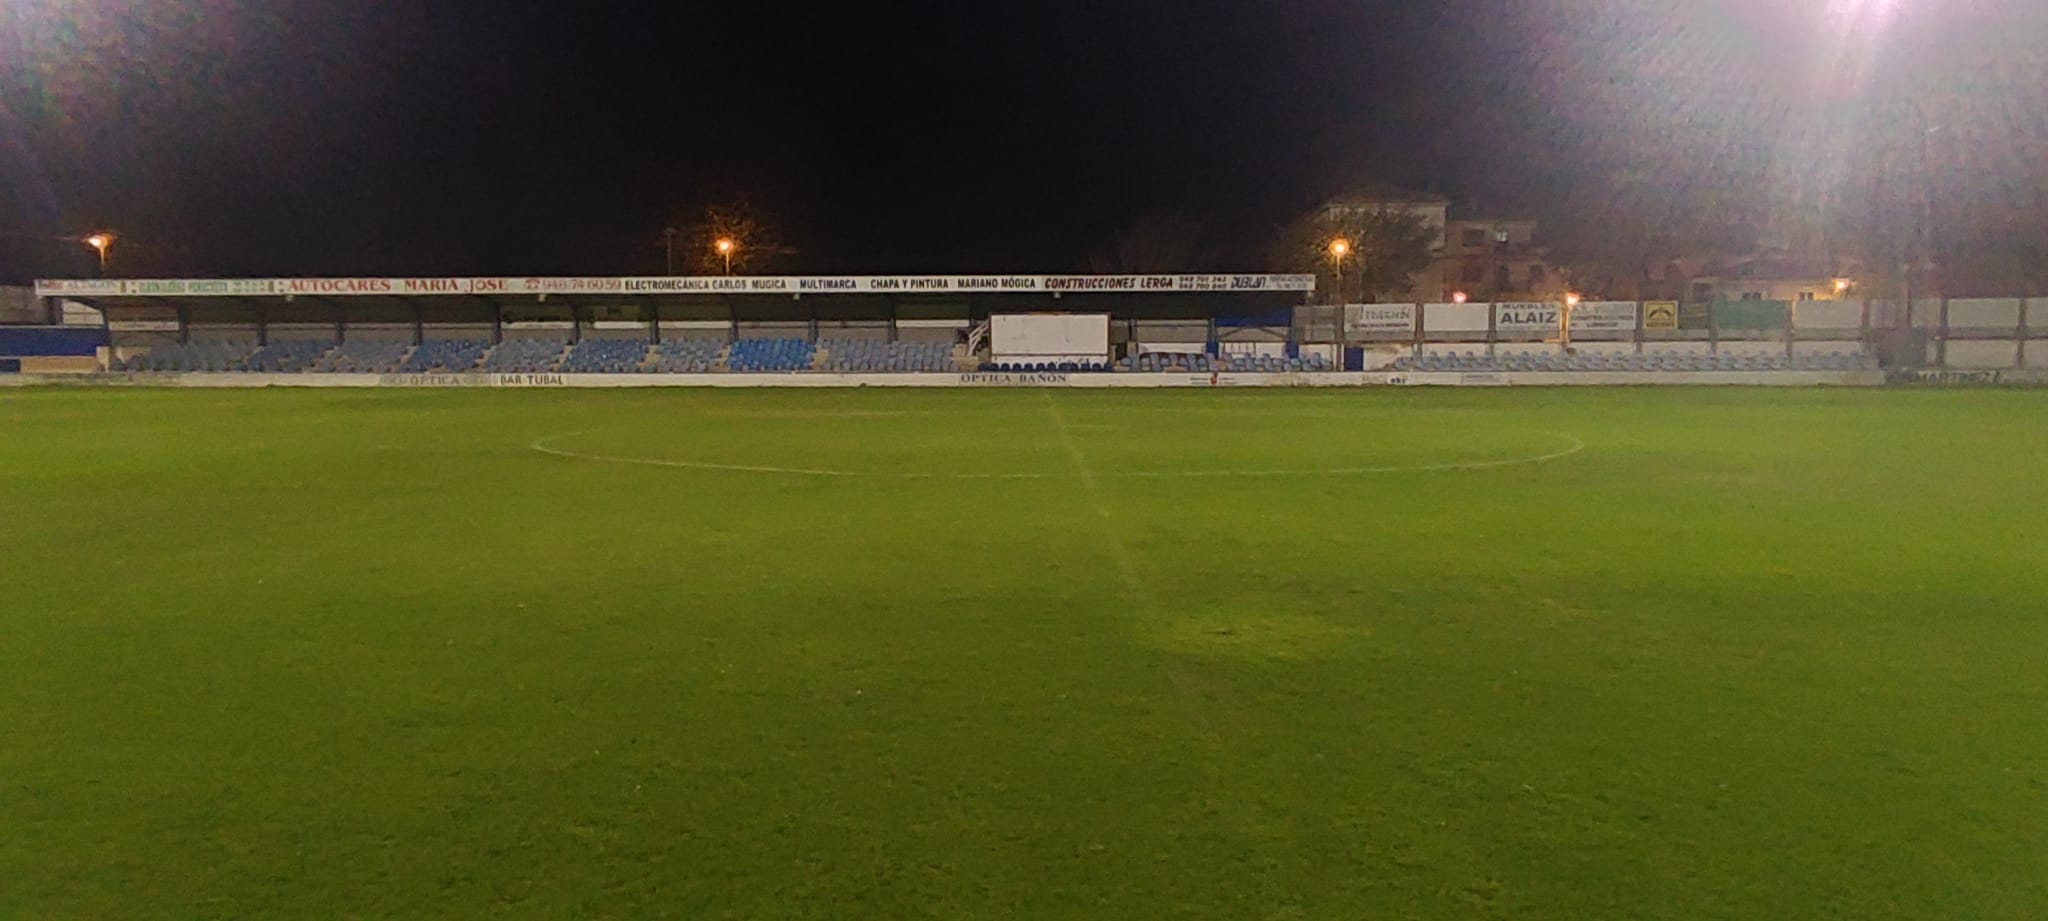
[{"xmin": 4, "ymin": 386, "xmax": 2045, "ymax": 919}]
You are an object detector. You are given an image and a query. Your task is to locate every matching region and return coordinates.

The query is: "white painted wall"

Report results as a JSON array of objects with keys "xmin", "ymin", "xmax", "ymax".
[
  {"xmin": 1945, "ymin": 298, "xmax": 2024, "ymax": 331},
  {"xmin": 1358, "ymin": 345, "xmax": 1405, "ymax": 369},
  {"xmin": 1716, "ymin": 340, "xmax": 1784, "ymax": 357},
  {"xmin": 1794, "ymin": 301, "xmax": 1863, "ymax": 331},
  {"xmin": 1945, "ymin": 340, "xmax": 2020, "ymax": 369}
]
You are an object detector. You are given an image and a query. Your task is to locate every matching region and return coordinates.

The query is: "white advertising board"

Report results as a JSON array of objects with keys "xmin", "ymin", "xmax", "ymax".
[
  {"xmin": 992, "ymin": 313, "xmax": 1111, "ymax": 362},
  {"xmin": 1568, "ymin": 301, "xmax": 1638, "ymax": 333},
  {"xmin": 1422, "ymin": 303, "xmax": 1490, "ymax": 333},
  {"xmin": 1495, "ymin": 302, "xmax": 1562, "ymax": 338},
  {"xmin": 1345, "ymin": 304, "xmax": 1417, "ymax": 338}
]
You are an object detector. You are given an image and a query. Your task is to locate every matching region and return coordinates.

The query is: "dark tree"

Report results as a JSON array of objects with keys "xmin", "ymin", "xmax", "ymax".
[
  {"xmin": 1087, "ymin": 211, "xmax": 1213, "ymax": 274},
  {"xmin": 1271, "ymin": 208, "xmax": 1438, "ymax": 304}
]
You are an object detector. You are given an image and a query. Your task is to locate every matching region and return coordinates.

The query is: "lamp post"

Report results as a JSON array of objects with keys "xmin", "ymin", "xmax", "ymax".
[
  {"xmin": 1561, "ymin": 292, "xmax": 1582, "ymax": 349},
  {"xmin": 1327, "ymin": 237, "xmax": 1351, "ymax": 305},
  {"xmin": 84, "ymin": 233, "xmax": 114, "ymax": 276},
  {"xmin": 660, "ymin": 227, "xmax": 679, "ymax": 275},
  {"xmin": 715, "ymin": 237, "xmax": 737, "ymax": 276}
]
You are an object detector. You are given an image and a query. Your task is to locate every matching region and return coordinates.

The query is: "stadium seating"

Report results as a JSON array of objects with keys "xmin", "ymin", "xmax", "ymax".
[
  {"xmin": 243, "ymin": 339, "xmax": 334, "ymax": 373},
  {"xmin": 398, "ymin": 338, "xmax": 487, "ymax": 373},
  {"xmin": 309, "ymin": 340, "xmax": 409, "ymax": 373},
  {"xmin": 986, "ymin": 360, "xmax": 1113, "ymax": 372},
  {"xmin": 817, "ymin": 338, "xmax": 955, "ymax": 372},
  {"xmin": 119, "ymin": 340, "xmax": 256, "ymax": 372},
  {"xmin": 648, "ymin": 339, "xmax": 727, "ymax": 373},
  {"xmin": 725, "ymin": 338, "xmax": 815, "ymax": 372},
  {"xmin": 560, "ymin": 339, "xmax": 652, "ymax": 373},
  {"xmin": 480, "ymin": 339, "xmax": 567, "ymax": 373},
  {"xmin": 1119, "ymin": 352, "xmax": 1332, "ymax": 373},
  {"xmin": 1385, "ymin": 350, "xmax": 1875, "ymax": 373}
]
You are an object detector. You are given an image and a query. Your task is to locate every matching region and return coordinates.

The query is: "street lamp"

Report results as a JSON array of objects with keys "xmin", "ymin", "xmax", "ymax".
[
  {"xmin": 714, "ymin": 237, "xmax": 737, "ymax": 275},
  {"xmin": 83, "ymin": 232, "xmax": 114, "ymax": 275},
  {"xmin": 1561, "ymin": 292, "xmax": 1582, "ymax": 348},
  {"xmin": 1326, "ymin": 237, "xmax": 1351, "ymax": 304},
  {"xmin": 660, "ymin": 227, "xmax": 679, "ymax": 275}
]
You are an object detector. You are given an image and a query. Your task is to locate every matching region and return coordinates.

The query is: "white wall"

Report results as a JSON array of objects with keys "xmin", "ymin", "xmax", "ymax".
[
  {"xmin": 1792, "ymin": 340, "xmax": 1864, "ymax": 356},
  {"xmin": 1945, "ymin": 339, "xmax": 2020, "ymax": 369},
  {"xmin": 2027, "ymin": 341, "xmax": 2048, "ymax": 369},
  {"xmin": 1715, "ymin": 340, "xmax": 1783, "ymax": 357},
  {"xmin": 1945, "ymin": 298, "xmax": 2024, "ymax": 332},
  {"xmin": 1358, "ymin": 345, "xmax": 1405, "ymax": 369},
  {"xmin": 1794, "ymin": 301, "xmax": 1863, "ymax": 331}
]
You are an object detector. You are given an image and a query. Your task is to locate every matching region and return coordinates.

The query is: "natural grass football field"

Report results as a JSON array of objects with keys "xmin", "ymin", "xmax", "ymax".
[{"xmin": 3, "ymin": 385, "xmax": 2045, "ymax": 919}]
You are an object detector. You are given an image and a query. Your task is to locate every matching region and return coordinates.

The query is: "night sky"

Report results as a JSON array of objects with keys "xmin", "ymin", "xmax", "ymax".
[{"xmin": 3, "ymin": 0, "xmax": 2044, "ymax": 280}]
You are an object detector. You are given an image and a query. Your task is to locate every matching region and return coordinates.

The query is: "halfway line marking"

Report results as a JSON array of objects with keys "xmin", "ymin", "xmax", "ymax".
[{"xmin": 528, "ymin": 430, "xmax": 1586, "ymax": 480}]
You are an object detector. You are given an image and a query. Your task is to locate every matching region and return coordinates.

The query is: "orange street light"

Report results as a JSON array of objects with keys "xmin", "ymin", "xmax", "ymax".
[
  {"xmin": 714, "ymin": 237, "xmax": 737, "ymax": 275},
  {"xmin": 84, "ymin": 232, "xmax": 115, "ymax": 274},
  {"xmin": 1327, "ymin": 238, "xmax": 1351, "ymax": 259},
  {"xmin": 1451, "ymin": 291, "xmax": 1469, "ymax": 304}
]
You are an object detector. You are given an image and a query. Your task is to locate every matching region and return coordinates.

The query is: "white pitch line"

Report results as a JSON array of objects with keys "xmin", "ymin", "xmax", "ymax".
[
  {"xmin": 528, "ymin": 431, "xmax": 1586, "ymax": 480},
  {"xmin": 1042, "ymin": 392, "xmax": 1140, "ymax": 593}
]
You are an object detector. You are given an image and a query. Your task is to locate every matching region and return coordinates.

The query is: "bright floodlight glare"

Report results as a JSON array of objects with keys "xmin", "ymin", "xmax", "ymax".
[
  {"xmin": 1451, "ymin": 291, "xmax": 1469, "ymax": 304},
  {"xmin": 1834, "ymin": 278, "xmax": 1852, "ymax": 293},
  {"xmin": 714, "ymin": 237, "xmax": 736, "ymax": 254},
  {"xmin": 1327, "ymin": 238, "xmax": 1351, "ymax": 258},
  {"xmin": 85, "ymin": 233, "xmax": 113, "ymax": 251},
  {"xmin": 1565, "ymin": 292, "xmax": 1582, "ymax": 306}
]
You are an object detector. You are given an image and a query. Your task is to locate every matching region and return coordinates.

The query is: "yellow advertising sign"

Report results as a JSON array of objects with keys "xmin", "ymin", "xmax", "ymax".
[{"xmin": 1643, "ymin": 301, "xmax": 1679, "ymax": 330}]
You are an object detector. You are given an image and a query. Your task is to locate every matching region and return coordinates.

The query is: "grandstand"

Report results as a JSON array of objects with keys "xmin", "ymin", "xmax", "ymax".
[{"xmin": 24, "ymin": 274, "xmax": 2043, "ymax": 384}]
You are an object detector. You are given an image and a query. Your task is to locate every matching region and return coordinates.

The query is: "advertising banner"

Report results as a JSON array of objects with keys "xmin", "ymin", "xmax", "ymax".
[
  {"xmin": 1643, "ymin": 301, "xmax": 1680, "ymax": 330},
  {"xmin": 1344, "ymin": 304, "xmax": 1417, "ymax": 338},
  {"xmin": 38, "ymin": 274, "xmax": 1317, "ymax": 299},
  {"xmin": 1569, "ymin": 301, "xmax": 1638, "ymax": 333},
  {"xmin": 1494, "ymin": 302, "xmax": 1561, "ymax": 338}
]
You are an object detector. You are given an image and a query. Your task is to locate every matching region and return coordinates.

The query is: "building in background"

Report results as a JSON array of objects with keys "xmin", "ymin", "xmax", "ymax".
[
  {"xmin": 1686, "ymin": 256, "xmax": 1855, "ymax": 305},
  {"xmin": 1437, "ymin": 216, "xmax": 1562, "ymax": 302}
]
